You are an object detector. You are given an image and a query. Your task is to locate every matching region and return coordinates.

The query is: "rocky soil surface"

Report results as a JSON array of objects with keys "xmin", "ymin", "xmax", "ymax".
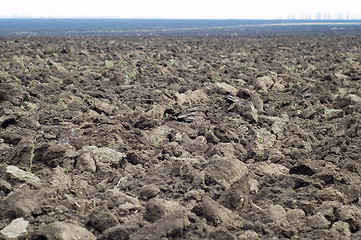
[{"xmin": 1, "ymin": 33, "xmax": 361, "ymax": 239}]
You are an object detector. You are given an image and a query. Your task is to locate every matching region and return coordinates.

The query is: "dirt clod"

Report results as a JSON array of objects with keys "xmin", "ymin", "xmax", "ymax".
[{"xmin": 1, "ymin": 33, "xmax": 361, "ymax": 239}]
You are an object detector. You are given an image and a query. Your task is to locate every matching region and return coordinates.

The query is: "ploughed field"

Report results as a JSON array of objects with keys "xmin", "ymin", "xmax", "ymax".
[{"xmin": 1, "ymin": 33, "xmax": 361, "ymax": 239}]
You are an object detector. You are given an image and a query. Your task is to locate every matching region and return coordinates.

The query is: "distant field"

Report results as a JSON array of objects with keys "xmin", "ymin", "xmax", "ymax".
[{"xmin": 1, "ymin": 19, "xmax": 361, "ymax": 36}]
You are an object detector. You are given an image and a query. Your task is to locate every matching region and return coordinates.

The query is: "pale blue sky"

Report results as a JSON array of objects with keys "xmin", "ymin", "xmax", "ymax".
[{"xmin": 1, "ymin": 0, "xmax": 360, "ymax": 19}]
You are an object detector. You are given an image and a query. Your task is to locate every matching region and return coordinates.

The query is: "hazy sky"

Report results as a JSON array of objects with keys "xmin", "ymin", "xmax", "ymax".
[{"xmin": 1, "ymin": 0, "xmax": 361, "ymax": 19}]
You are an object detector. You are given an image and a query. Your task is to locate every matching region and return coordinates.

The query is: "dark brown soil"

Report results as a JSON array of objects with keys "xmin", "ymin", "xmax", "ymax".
[{"xmin": 1, "ymin": 34, "xmax": 361, "ymax": 239}]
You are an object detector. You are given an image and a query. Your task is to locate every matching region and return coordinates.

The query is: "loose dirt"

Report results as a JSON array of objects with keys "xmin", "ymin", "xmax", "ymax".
[{"xmin": 1, "ymin": 33, "xmax": 361, "ymax": 239}]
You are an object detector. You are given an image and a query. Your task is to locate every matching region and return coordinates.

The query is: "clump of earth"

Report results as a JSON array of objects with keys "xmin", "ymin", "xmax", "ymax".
[{"xmin": 1, "ymin": 33, "xmax": 361, "ymax": 239}]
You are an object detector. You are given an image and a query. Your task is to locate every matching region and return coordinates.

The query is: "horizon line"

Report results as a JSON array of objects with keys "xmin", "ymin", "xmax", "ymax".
[{"xmin": 1, "ymin": 17, "xmax": 361, "ymax": 21}]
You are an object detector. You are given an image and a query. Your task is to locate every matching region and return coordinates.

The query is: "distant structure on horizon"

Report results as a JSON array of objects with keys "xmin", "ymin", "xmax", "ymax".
[{"xmin": 284, "ymin": 12, "xmax": 360, "ymax": 20}]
